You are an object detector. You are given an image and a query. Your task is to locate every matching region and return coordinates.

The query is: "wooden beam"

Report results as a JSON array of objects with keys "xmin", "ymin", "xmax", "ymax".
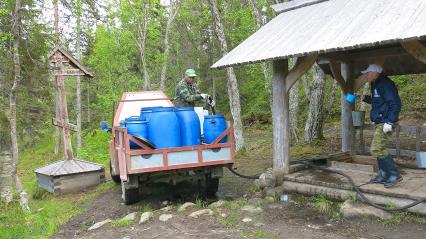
[
  {"xmin": 285, "ymin": 54, "xmax": 318, "ymax": 92},
  {"xmin": 341, "ymin": 62, "xmax": 355, "ymax": 153},
  {"xmin": 401, "ymin": 40, "xmax": 426, "ymax": 64},
  {"xmin": 329, "ymin": 60, "xmax": 347, "ymax": 92},
  {"xmin": 54, "ymin": 69, "xmax": 86, "ymax": 76},
  {"xmin": 52, "ymin": 118, "xmax": 77, "ymax": 132},
  {"xmin": 272, "ymin": 59, "xmax": 290, "ymax": 183}
]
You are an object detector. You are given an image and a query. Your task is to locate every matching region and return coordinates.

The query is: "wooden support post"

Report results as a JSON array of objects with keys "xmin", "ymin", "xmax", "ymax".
[
  {"xmin": 360, "ymin": 126, "xmax": 365, "ymax": 154},
  {"xmin": 341, "ymin": 63, "xmax": 355, "ymax": 153},
  {"xmin": 55, "ymin": 52, "xmax": 74, "ymax": 160},
  {"xmin": 401, "ymin": 40, "xmax": 426, "ymax": 64},
  {"xmin": 272, "ymin": 59, "xmax": 289, "ymax": 183}
]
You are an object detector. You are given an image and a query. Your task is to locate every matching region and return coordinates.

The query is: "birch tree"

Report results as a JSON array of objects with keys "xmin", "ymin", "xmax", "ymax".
[
  {"xmin": 126, "ymin": 0, "xmax": 150, "ymax": 90},
  {"xmin": 75, "ymin": 0, "xmax": 83, "ymax": 157},
  {"xmin": 304, "ymin": 63, "xmax": 326, "ymax": 143},
  {"xmin": 7, "ymin": 0, "xmax": 30, "ymax": 210},
  {"xmin": 160, "ymin": 0, "xmax": 180, "ymax": 90},
  {"xmin": 53, "ymin": 0, "xmax": 61, "ymax": 157},
  {"xmin": 207, "ymin": 0, "xmax": 244, "ymax": 150}
]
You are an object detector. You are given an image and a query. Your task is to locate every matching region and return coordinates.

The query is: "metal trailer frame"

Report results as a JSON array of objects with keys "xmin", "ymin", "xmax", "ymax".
[{"xmin": 108, "ymin": 91, "xmax": 235, "ymax": 204}]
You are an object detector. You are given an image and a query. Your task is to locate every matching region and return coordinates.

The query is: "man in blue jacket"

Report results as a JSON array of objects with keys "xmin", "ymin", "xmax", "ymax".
[{"xmin": 361, "ymin": 64, "xmax": 402, "ymax": 188}]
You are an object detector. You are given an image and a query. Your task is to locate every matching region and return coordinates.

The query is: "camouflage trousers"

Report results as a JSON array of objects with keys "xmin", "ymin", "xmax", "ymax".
[{"xmin": 371, "ymin": 123, "xmax": 394, "ymax": 158}]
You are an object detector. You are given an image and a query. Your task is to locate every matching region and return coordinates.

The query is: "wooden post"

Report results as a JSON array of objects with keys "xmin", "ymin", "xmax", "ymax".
[
  {"xmin": 416, "ymin": 126, "xmax": 421, "ymax": 152},
  {"xmin": 55, "ymin": 52, "xmax": 74, "ymax": 160},
  {"xmin": 341, "ymin": 63, "xmax": 355, "ymax": 153},
  {"xmin": 272, "ymin": 59, "xmax": 289, "ymax": 183}
]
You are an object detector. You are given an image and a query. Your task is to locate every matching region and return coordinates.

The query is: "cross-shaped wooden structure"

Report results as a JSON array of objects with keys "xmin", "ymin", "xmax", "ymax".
[
  {"xmin": 49, "ymin": 47, "xmax": 93, "ymax": 160},
  {"xmin": 34, "ymin": 47, "xmax": 104, "ymax": 195}
]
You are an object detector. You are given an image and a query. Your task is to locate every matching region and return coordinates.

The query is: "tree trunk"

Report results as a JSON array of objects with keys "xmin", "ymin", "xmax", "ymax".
[
  {"xmin": 53, "ymin": 0, "xmax": 61, "ymax": 157},
  {"xmin": 160, "ymin": 1, "xmax": 180, "ymax": 90},
  {"xmin": 0, "ymin": 151, "xmax": 13, "ymax": 203},
  {"xmin": 9, "ymin": 0, "xmax": 29, "ymax": 210},
  {"xmin": 304, "ymin": 63, "xmax": 326, "ymax": 143},
  {"xmin": 87, "ymin": 84, "xmax": 91, "ymax": 123},
  {"xmin": 207, "ymin": 0, "xmax": 244, "ymax": 151},
  {"xmin": 247, "ymin": 0, "xmax": 271, "ymax": 96},
  {"xmin": 75, "ymin": 0, "xmax": 82, "ymax": 158},
  {"xmin": 140, "ymin": 0, "xmax": 150, "ymax": 90},
  {"xmin": 289, "ymin": 81, "xmax": 299, "ymax": 143}
]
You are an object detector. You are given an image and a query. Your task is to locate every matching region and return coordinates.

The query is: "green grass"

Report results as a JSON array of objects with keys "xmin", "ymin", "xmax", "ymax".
[
  {"xmin": 111, "ymin": 218, "xmax": 133, "ymax": 228},
  {"xmin": 309, "ymin": 193, "xmax": 342, "ymax": 221},
  {"xmin": 0, "ymin": 130, "xmax": 113, "ymax": 239},
  {"xmin": 222, "ymin": 199, "xmax": 249, "ymax": 211},
  {"xmin": 380, "ymin": 211, "xmax": 426, "ymax": 226},
  {"xmin": 240, "ymin": 229, "xmax": 268, "ymax": 238}
]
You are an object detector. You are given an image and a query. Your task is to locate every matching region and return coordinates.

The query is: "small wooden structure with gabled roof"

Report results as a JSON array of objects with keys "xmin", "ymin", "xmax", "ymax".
[
  {"xmin": 35, "ymin": 47, "xmax": 104, "ymax": 195},
  {"xmin": 212, "ymin": 0, "xmax": 426, "ymax": 213}
]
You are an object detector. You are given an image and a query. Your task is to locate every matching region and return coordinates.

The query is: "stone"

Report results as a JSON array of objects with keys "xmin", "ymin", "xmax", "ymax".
[
  {"xmin": 178, "ymin": 202, "xmax": 196, "ymax": 212},
  {"xmin": 122, "ymin": 236, "xmax": 131, "ymax": 239},
  {"xmin": 340, "ymin": 200, "xmax": 392, "ymax": 220},
  {"xmin": 139, "ymin": 212, "xmax": 153, "ymax": 224},
  {"xmin": 160, "ymin": 206, "xmax": 173, "ymax": 212},
  {"xmin": 254, "ymin": 222, "xmax": 265, "ymax": 227},
  {"xmin": 122, "ymin": 212, "xmax": 137, "ymax": 221},
  {"xmin": 241, "ymin": 205, "xmax": 263, "ymax": 213},
  {"xmin": 254, "ymin": 170, "xmax": 276, "ymax": 189},
  {"xmin": 209, "ymin": 200, "xmax": 225, "ymax": 208},
  {"xmin": 88, "ymin": 219, "xmax": 112, "ymax": 231},
  {"xmin": 162, "ymin": 200, "xmax": 169, "ymax": 205},
  {"xmin": 159, "ymin": 214, "xmax": 173, "ymax": 222},
  {"xmin": 242, "ymin": 217, "xmax": 252, "ymax": 223},
  {"xmin": 265, "ymin": 196, "xmax": 275, "ymax": 203},
  {"xmin": 188, "ymin": 209, "xmax": 214, "ymax": 218},
  {"xmin": 220, "ymin": 213, "xmax": 227, "ymax": 218},
  {"xmin": 248, "ymin": 197, "xmax": 263, "ymax": 205}
]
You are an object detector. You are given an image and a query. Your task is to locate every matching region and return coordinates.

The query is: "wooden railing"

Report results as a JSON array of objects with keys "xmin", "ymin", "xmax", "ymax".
[{"xmin": 356, "ymin": 124, "xmax": 426, "ymax": 158}]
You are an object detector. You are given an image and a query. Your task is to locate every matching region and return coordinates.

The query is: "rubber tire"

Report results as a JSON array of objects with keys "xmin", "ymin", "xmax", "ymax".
[
  {"xmin": 110, "ymin": 161, "xmax": 121, "ymax": 184},
  {"xmin": 122, "ymin": 183, "xmax": 140, "ymax": 205},
  {"xmin": 205, "ymin": 175, "xmax": 219, "ymax": 197}
]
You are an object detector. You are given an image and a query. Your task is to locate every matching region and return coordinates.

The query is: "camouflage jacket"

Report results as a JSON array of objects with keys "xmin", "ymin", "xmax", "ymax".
[{"xmin": 174, "ymin": 79, "xmax": 200, "ymax": 107}]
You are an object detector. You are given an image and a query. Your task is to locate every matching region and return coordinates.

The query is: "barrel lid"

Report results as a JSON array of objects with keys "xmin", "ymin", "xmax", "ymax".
[
  {"xmin": 174, "ymin": 107, "xmax": 195, "ymax": 111},
  {"xmin": 125, "ymin": 116, "xmax": 142, "ymax": 121},
  {"xmin": 205, "ymin": 114, "xmax": 224, "ymax": 119},
  {"xmin": 151, "ymin": 107, "xmax": 175, "ymax": 112}
]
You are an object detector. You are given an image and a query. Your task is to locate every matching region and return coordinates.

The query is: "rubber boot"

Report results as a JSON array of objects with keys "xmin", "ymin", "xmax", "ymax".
[
  {"xmin": 383, "ymin": 154, "xmax": 402, "ymax": 188},
  {"xmin": 369, "ymin": 157, "xmax": 387, "ymax": 184}
]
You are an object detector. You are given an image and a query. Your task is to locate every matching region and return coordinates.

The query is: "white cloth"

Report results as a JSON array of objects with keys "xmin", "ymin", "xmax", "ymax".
[
  {"xmin": 361, "ymin": 64, "xmax": 383, "ymax": 74},
  {"xmin": 383, "ymin": 123, "xmax": 393, "ymax": 133}
]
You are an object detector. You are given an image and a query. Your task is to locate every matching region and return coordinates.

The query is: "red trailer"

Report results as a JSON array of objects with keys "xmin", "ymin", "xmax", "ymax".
[{"xmin": 108, "ymin": 91, "xmax": 235, "ymax": 204}]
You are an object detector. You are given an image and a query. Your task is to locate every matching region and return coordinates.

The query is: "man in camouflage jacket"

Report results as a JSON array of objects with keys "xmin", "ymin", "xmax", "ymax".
[{"xmin": 174, "ymin": 69, "xmax": 205, "ymax": 107}]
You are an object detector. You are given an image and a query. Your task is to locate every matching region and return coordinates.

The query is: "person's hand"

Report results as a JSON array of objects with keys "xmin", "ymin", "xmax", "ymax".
[
  {"xmin": 200, "ymin": 93, "xmax": 208, "ymax": 99},
  {"xmin": 383, "ymin": 123, "xmax": 393, "ymax": 133}
]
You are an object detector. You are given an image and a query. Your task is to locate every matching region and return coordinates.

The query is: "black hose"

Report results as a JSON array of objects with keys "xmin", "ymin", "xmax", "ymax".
[
  {"xmin": 227, "ymin": 166, "xmax": 260, "ymax": 179},
  {"xmin": 292, "ymin": 160, "xmax": 426, "ymax": 211}
]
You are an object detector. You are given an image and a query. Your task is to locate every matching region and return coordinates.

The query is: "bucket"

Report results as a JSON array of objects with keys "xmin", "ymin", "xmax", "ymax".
[
  {"xmin": 175, "ymin": 107, "xmax": 201, "ymax": 146},
  {"xmin": 204, "ymin": 114, "xmax": 227, "ymax": 144},
  {"xmin": 147, "ymin": 107, "xmax": 181, "ymax": 148},
  {"xmin": 124, "ymin": 116, "xmax": 148, "ymax": 149},
  {"xmin": 352, "ymin": 111, "xmax": 365, "ymax": 127},
  {"xmin": 416, "ymin": 152, "xmax": 426, "ymax": 169}
]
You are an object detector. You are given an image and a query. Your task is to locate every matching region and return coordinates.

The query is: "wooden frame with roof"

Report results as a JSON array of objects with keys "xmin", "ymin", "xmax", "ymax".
[{"xmin": 211, "ymin": 0, "xmax": 426, "ymax": 183}]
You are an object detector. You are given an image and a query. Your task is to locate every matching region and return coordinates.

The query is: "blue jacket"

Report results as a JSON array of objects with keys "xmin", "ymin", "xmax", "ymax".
[{"xmin": 363, "ymin": 75, "xmax": 401, "ymax": 124}]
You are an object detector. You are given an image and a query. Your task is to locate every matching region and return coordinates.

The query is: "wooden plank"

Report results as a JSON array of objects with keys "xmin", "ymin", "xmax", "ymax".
[
  {"xmin": 328, "ymin": 60, "xmax": 346, "ymax": 92},
  {"xmin": 52, "ymin": 118, "xmax": 77, "ymax": 132},
  {"xmin": 285, "ymin": 54, "xmax": 318, "ymax": 92},
  {"xmin": 54, "ymin": 69, "xmax": 86, "ymax": 76},
  {"xmin": 272, "ymin": 59, "xmax": 290, "ymax": 181},
  {"xmin": 401, "ymin": 40, "xmax": 426, "ymax": 64}
]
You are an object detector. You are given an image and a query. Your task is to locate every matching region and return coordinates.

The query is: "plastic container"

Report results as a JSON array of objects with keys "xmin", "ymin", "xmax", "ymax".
[
  {"xmin": 147, "ymin": 107, "xmax": 181, "ymax": 148},
  {"xmin": 175, "ymin": 107, "xmax": 201, "ymax": 146},
  {"xmin": 203, "ymin": 114, "xmax": 228, "ymax": 144},
  {"xmin": 352, "ymin": 111, "xmax": 365, "ymax": 127},
  {"xmin": 124, "ymin": 116, "xmax": 148, "ymax": 149},
  {"xmin": 416, "ymin": 152, "xmax": 426, "ymax": 168},
  {"xmin": 140, "ymin": 106, "xmax": 163, "ymax": 121}
]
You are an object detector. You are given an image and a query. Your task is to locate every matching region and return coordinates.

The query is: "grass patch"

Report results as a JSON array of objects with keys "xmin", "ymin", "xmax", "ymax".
[
  {"xmin": 309, "ymin": 193, "xmax": 342, "ymax": 221},
  {"xmin": 219, "ymin": 213, "xmax": 241, "ymax": 227},
  {"xmin": 111, "ymin": 218, "xmax": 133, "ymax": 228},
  {"xmin": 223, "ymin": 199, "xmax": 249, "ymax": 210},
  {"xmin": 241, "ymin": 229, "xmax": 268, "ymax": 238},
  {"xmin": 380, "ymin": 211, "xmax": 426, "ymax": 226},
  {"xmin": 0, "ymin": 130, "xmax": 112, "ymax": 239}
]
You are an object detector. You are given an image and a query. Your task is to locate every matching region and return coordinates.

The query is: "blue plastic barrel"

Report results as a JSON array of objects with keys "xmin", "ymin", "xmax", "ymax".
[
  {"xmin": 147, "ymin": 107, "xmax": 181, "ymax": 148},
  {"xmin": 140, "ymin": 106, "xmax": 163, "ymax": 121},
  {"xmin": 124, "ymin": 116, "xmax": 148, "ymax": 149},
  {"xmin": 203, "ymin": 114, "xmax": 227, "ymax": 144},
  {"xmin": 175, "ymin": 107, "xmax": 201, "ymax": 146}
]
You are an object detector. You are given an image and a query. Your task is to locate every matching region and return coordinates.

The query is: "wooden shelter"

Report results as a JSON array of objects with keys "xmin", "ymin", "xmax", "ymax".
[
  {"xmin": 212, "ymin": 0, "xmax": 426, "ymax": 213},
  {"xmin": 35, "ymin": 47, "xmax": 104, "ymax": 195}
]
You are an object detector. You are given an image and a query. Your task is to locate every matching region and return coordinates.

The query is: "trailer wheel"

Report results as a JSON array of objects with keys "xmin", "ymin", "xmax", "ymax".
[
  {"xmin": 205, "ymin": 175, "xmax": 219, "ymax": 197},
  {"xmin": 121, "ymin": 183, "xmax": 139, "ymax": 205},
  {"xmin": 110, "ymin": 161, "xmax": 121, "ymax": 184}
]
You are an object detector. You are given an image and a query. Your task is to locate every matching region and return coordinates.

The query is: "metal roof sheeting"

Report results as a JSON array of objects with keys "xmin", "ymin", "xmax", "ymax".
[
  {"xmin": 211, "ymin": 0, "xmax": 426, "ymax": 69},
  {"xmin": 34, "ymin": 159, "xmax": 104, "ymax": 176}
]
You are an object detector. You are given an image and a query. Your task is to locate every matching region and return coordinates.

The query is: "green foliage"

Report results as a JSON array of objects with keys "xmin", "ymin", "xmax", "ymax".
[
  {"xmin": 310, "ymin": 193, "xmax": 342, "ymax": 220},
  {"xmin": 80, "ymin": 129, "xmax": 111, "ymax": 166}
]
